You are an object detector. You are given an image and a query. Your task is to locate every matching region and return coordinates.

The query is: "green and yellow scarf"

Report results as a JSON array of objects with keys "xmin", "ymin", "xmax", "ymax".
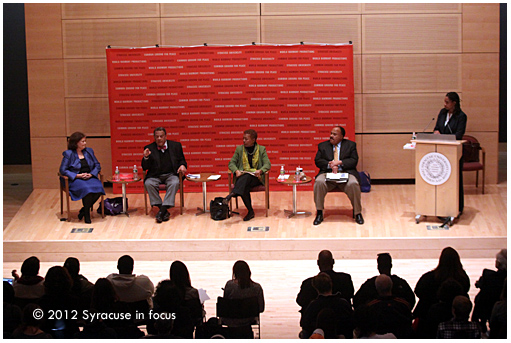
[{"xmin": 242, "ymin": 144, "xmax": 260, "ymax": 173}]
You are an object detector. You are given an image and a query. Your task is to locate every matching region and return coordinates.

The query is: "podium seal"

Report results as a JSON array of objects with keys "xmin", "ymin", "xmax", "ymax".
[{"xmin": 419, "ymin": 152, "xmax": 451, "ymax": 185}]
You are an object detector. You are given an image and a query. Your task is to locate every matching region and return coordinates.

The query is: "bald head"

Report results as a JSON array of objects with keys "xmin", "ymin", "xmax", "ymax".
[
  {"xmin": 317, "ymin": 250, "xmax": 334, "ymax": 271},
  {"xmin": 375, "ymin": 274, "xmax": 393, "ymax": 296}
]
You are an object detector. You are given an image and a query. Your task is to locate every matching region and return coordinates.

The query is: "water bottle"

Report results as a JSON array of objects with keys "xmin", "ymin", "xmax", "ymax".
[
  {"xmin": 114, "ymin": 166, "xmax": 120, "ymax": 181},
  {"xmin": 412, "ymin": 132, "xmax": 417, "ymax": 140},
  {"xmin": 280, "ymin": 165, "xmax": 285, "ymax": 177},
  {"xmin": 133, "ymin": 165, "xmax": 139, "ymax": 180}
]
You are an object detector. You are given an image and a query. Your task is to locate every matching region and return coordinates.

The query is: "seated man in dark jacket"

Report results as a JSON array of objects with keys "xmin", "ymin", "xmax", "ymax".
[{"xmin": 299, "ymin": 273, "xmax": 353, "ymax": 339}]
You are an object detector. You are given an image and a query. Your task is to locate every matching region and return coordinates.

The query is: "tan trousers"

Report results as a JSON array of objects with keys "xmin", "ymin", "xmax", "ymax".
[{"xmin": 313, "ymin": 173, "xmax": 362, "ymax": 215}]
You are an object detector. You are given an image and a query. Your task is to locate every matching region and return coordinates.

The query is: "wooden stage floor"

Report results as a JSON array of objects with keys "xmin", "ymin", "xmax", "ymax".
[{"xmin": 4, "ymin": 183, "xmax": 506, "ymax": 262}]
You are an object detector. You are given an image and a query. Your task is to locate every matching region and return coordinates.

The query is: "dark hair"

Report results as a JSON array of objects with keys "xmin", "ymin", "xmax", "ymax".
[
  {"xmin": 377, "ymin": 253, "xmax": 392, "ymax": 271},
  {"xmin": 169, "ymin": 261, "xmax": 192, "ymax": 295},
  {"xmin": 334, "ymin": 126, "xmax": 346, "ymax": 137},
  {"xmin": 452, "ymin": 295, "xmax": 472, "ymax": 319},
  {"xmin": 64, "ymin": 257, "xmax": 80, "ymax": 277},
  {"xmin": 153, "ymin": 280, "xmax": 183, "ymax": 312},
  {"xmin": 434, "ymin": 247, "xmax": 468, "ymax": 285},
  {"xmin": 117, "ymin": 255, "xmax": 134, "ymax": 274},
  {"xmin": 154, "ymin": 127, "xmax": 167, "ymax": 135},
  {"xmin": 21, "ymin": 256, "xmax": 40, "ymax": 277},
  {"xmin": 44, "ymin": 266, "xmax": 73, "ymax": 296},
  {"xmin": 91, "ymin": 278, "xmax": 118, "ymax": 312},
  {"xmin": 446, "ymin": 92, "xmax": 461, "ymax": 116},
  {"xmin": 22, "ymin": 303, "xmax": 45, "ymax": 328},
  {"xmin": 232, "ymin": 260, "xmax": 253, "ymax": 289},
  {"xmin": 243, "ymin": 129, "xmax": 257, "ymax": 141},
  {"xmin": 436, "ymin": 278, "xmax": 464, "ymax": 304},
  {"xmin": 317, "ymin": 250, "xmax": 334, "ymax": 271},
  {"xmin": 312, "ymin": 272, "xmax": 333, "ymax": 294},
  {"xmin": 68, "ymin": 132, "xmax": 86, "ymax": 150}
]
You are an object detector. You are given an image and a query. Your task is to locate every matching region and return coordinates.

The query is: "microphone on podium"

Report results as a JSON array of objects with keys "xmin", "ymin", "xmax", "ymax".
[{"xmin": 422, "ymin": 117, "xmax": 436, "ymax": 132}]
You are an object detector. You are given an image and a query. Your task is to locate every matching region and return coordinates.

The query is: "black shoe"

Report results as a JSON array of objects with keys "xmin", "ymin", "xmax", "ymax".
[
  {"xmin": 78, "ymin": 207, "xmax": 85, "ymax": 220},
  {"xmin": 162, "ymin": 211, "xmax": 170, "ymax": 222},
  {"xmin": 313, "ymin": 212, "xmax": 323, "ymax": 225},
  {"xmin": 222, "ymin": 193, "xmax": 233, "ymax": 206},
  {"xmin": 84, "ymin": 209, "xmax": 92, "ymax": 224},
  {"xmin": 355, "ymin": 213, "xmax": 364, "ymax": 225},
  {"xmin": 155, "ymin": 211, "xmax": 164, "ymax": 223},
  {"xmin": 243, "ymin": 210, "xmax": 255, "ymax": 221}
]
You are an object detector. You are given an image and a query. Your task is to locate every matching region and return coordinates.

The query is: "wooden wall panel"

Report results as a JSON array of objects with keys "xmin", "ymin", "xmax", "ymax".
[
  {"xmin": 362, "ymin": 134, "xmax": 415, "ymax": 179},
  {"xmin": 362, "ymin": 3, "xmax": 461, "ymax": 14},
  {"xmin": 462, "ymin": 132, "xmax": 498, "ymax": 185},
  {"xmin": 354, "ymin": 94, "xmax": 362, "ymax": 134},
  {"xmin": 31, "ymin": 137, "xmax": 68, "ymax": 189},
  {"xmin": 462, "ymin": 54, "xmax": 499, "ymax": 132},
  {"xmin": 27, "ymin": 60, "xmax": 66, "ymax": 137},
  {"xmin": 64, "ymin": 59, "xmax": 108, "ymax": 97},
  {"xmin": 66, "ymin": 98, "xmax": 110, "ymax": 136},
  {"xmin": 261, "ymin": 16, "xmax": 361, "ymax": 54},
  {"xmin": 62, "ymin": 3, "xmax": 160, "ymax": 19},
  {"xmin": 87, "ymin": 138, "xmax": 112, "ymax": 179},
  {"xmin": 162, "ymin": 3, "xmax": 260, "ymax": 17},
  {"xmin": 354, "ymin": 54, "xmax": 361, "ymax": 94},
  {"xmin": 161, "ymin": 17, "xmax": 260, "ymax": 46},
  {"xmin": 355, "ymin": 134, "xmax": 363, "ymax": 171},
  {"xmin": 24, "ymin": 4, "xmax": 63, "ymax": 59},
  {"xmin": 362, "ymin": 93, "xmax": 449, "ymax": 133},
  {"xmin": 462, "ymin": 4, "xmax": 500, "ymax": 53},
  {"xmin": 362, "ymin": 54, "xmax": 462, "ymax": 93},
  {"xmin": 362, "ymin": 14, "xmax": 461, "ymax": 53},
  {"xmin": 62, "ymin": 19, "xmax": 161, "ymax": 58},
  {"xmin": 262, "ymin": 3, "xmax": 361, "ymax": 15}
]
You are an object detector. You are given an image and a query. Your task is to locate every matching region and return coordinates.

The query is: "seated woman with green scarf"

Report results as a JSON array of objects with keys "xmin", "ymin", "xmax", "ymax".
[{"xmin": 224, "ymin": 129, "xmax": 271, "ymax": 221}]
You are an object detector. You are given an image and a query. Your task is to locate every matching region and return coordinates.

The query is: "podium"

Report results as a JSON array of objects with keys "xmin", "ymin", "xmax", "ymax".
[{"xmin": 414, "ymin": 136, "xmax": 465, "ymax": 225}]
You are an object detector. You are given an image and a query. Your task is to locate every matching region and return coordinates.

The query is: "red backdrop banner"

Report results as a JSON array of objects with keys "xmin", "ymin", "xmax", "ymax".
[{"xmin": 106, "ymin": 44, "xmax": 354, "ymax": 193}]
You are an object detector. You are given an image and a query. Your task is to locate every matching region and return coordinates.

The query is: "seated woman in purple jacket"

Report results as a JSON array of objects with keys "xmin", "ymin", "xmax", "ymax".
[{"xmin": 59, "ymin": 132, "xmax": 105, "ymax": 223}]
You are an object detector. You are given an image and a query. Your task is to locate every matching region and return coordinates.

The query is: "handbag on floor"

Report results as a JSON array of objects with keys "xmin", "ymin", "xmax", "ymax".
[
  {"xmin": 97, "ymin": 197, "xmax": 126, "ymax": 215},
  {"xmin": 210, "ymin": 197, "xmax": 229, "ymax": 221}
]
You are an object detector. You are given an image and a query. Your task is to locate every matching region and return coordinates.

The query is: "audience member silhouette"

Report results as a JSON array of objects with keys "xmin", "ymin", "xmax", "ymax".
[
  {"xmin": 11, "ymin": 256, "xmax": 45, "ymax": 307},
  {"xmin": 143, "ymin": 312, "xmax": 183, "ymax": 339},
  {"xmin": 10, "ymin": 303, "xmax": 53, "ymax": 339},
  {"xmin": 413, "ymin": 247, "xmax": 470, "ymax": 329},
  {"xmin": 353, "ymin": 252, "xmax": 415, "ymax": 309},
  {"xmin": 64, "ymin": 257, "xmax": 94, "ymax": 313},
  {"xmin": 472, "ymin": 248, "xmax": 507, "ymax": 333},
  {"xmin": 356, "ymin": 274, "xmax": 413, "ymax": 338},
  {"xmin": 3, "ymin": 281, "xmax": 22, "ymax": 339},
  {"xmin": 221, "ymin": 260, "xmax": 265, "ymax": 339},
  {"xmin": 90, "ymin": 277, "xmax": 144, "ymax": 339},
  {"xmin": 169, "ymin": 260, "xmax": 203, "ymax": 325},
  {"xmin": 38, "ymin": 266, "xmax": 80, "ymax": 338},
  {"xmin": 106, "ymin": 254, "xmax": 154, "ymax": 318},
  {"xmin": 489, "ymin": 277, "xmax": 506, "ymax": 339},
  {"xmin": 297, "ymin": 250, "xmax": 354, "ymax": 315},
  {"xmin": 437, "ymin": 295, "xmax": 481, "ymax": 338},
  {"xmin": 73, "ymin": 308, "xmax": 117, "ymax": 339},
  {"xmin": 421, "ymin": 278, "xmax": 465, "ymax": 338},
  {"xmin": 299, "ymin": 272, "xmax": 353, "ymax": 339},
  {"xmin": 353, "ymin": 303, "xmax": 397, "ymax": 339}
]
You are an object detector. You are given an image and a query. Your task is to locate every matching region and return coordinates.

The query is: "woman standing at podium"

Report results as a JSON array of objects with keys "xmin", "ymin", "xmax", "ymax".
[{"xmin": 433, "ymin": 92, "xmax": 467, "ymax": 214}]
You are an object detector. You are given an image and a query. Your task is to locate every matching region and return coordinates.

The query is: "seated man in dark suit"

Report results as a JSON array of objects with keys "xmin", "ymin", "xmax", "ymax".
[
  {"xmin": 142, "ymin": 127, "xmax": 187, "ymax": 223},
  {"xmin": 313, "ymin": 126, "xmax": 363, "ymax": 225},
  {"xmin": 353, "ymin": 253, "xmax": 415, "ymax": 309},
  {"xmin": 297, "ymin": 250, "xmax": 354, "ymax": 316}
]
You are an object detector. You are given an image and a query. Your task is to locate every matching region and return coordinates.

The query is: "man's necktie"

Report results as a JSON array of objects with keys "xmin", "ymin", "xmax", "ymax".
[{"xmin": 333, "ymin": 145, "xmax": 339, "ymax": 161}]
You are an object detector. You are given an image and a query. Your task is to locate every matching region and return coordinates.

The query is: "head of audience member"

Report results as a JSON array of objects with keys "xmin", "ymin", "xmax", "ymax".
[
  {"xmin": 434, "ymin": 247, "xmax": 466, "ymax": 283},
  {"xmin": 169, "ymin": 260, "xmax": 192, "ymax": 294},
  {"xmin": 20, "ymin": 256, "xmax": 40, "ymax": 277},
  {"xmin": 495, "ymin": 249, "xmax": 507, "ymax": 271},
  {"xmin": 153, "ymin": 127, "xmax": 167, "ymax": 149},
  {"xmin": 153, "ymin": 313, "xmax": 175, "ymax": 336},
  {"xmin": 117, "ymin": 255, "xmax": 134, "ymax": 275},
  {"xmin": 377, "ymin": 253, "xmax": 392, "ymax": 275},
  {"xmin": 329, "ymin": 126, "xmax": 345, "ymax": 146},
  {"xmin": 312, "ymin": 272, "xmax": 333, "ymax": 296},
  {"xmin": 317, "ymin": 250, "xmax": 335, "ymax": 272},
  {"xmin": 232, "ymin": 260, "xmax": 253, "ymax": 289},
  {"xmin": 375, "ymin": 274, "xmax": 393, "ymax": 297},
  {"xmin": 451, "ymin": 295, "xmax": 472, "ymax": 320},
  {"xmin": 315, "ymin": 308, "xmax": 338, "ymax": 338},
  {"xmin": 44, "ymin": 266, "xmax": 73, "ymax": 297},
  {"xmin": 243, "ymin": 129, "xmax": 257, "ymax": 148},
  {"xmin": 20, "ymin": 303, "xmax": 46, "ymax": 331},
  {"xmin": 436, "ymin": 278, "xmax": 464, "ymax": 304},
  {"xmin": 63, "ymin": 257, "xmax": 80, "ymax": 278},
  {"xmin": 91, "ymin": 278, "xmax": 118, "ymax": 312},
  {"xmin": 153, "ymin": 280, "xmax": 183, "ymax": 312},
  {"xmin": 68, "ymin": 131, "xmax": 86, "ymax": 151},
  {"xmin": 4, "ymin": 281, "xmax": 15, "ymax": 303},
  {"xmin": 444, "ymin": 92, "xmax": 461, "ymax": 115}
]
